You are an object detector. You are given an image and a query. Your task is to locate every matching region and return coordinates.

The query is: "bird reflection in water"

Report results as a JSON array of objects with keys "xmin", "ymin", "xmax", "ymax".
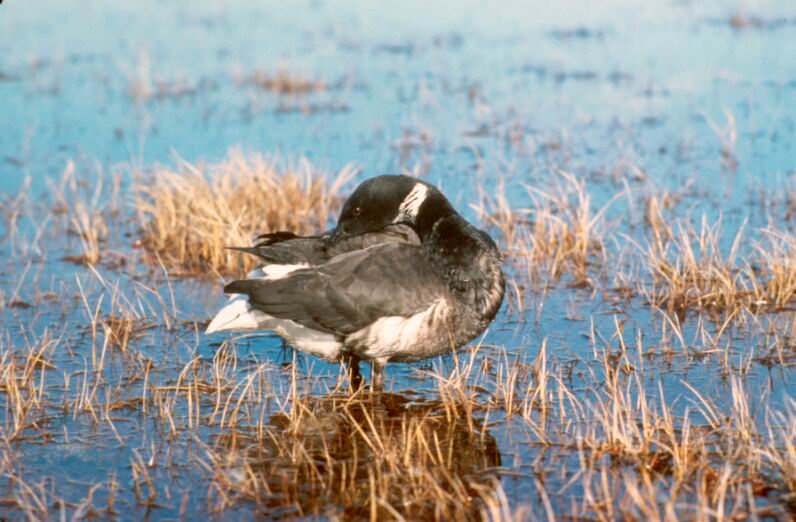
[{"xmin": 212, "ymin": 392, "xmax": 502, "ymax": 519}]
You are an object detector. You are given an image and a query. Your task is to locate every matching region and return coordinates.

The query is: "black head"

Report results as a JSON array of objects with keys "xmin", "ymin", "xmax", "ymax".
[
  {"xmin": 335, "ymin": 175, "xmax": 455, "ymax": 239},
  {"xmin": 424, "ymin": 216, "xmax": 505, "ymax": 318}
]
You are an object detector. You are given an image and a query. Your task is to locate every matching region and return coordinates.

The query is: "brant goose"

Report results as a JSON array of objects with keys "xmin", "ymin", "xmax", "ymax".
[{"xmin": 206, "ymin": 175, "xmax": 505, "ymax": 389}]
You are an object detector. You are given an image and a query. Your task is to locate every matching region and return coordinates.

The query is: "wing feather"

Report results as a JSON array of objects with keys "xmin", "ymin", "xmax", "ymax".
[
  {"xmin": 224, "ymin": 243, "xmax": 445, "ymax": 336},
  {"xmin": 226, "ymin": 224, "xmax": 420, "ymax": 265}
]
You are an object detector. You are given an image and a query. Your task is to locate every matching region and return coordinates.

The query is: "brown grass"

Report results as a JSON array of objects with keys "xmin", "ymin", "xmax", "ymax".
[
  {"xmin": 204, "ymin": 392, "xmax": 501, "ymax": 520},
  {"xmin": 5, "ymin": 149, "xmax": 796, "ymax": 520},
  {"xmin": 475, "ymin": 171, "xmax": 617, "ymax": 286},
  {"xmin": 68, "ymin": 201, "xmax": 108, "ymax": 265},
  {"xmin": 1, "ymin": 262, "xmax": 795, "ymax": 519},
  {"xmin": 134, "ymin": 150, "xmax": 356, "ymax": 276},
  {"xmin": 639, "ymin": 210, "xmax": 796, "ymax": 317},
  {"xmin": 0, "ymin": 161, "xmax": 122, "ymax": 267},
  {"xmin": 244, "ymin": 70, "xmax": 327, "ymax": 95}
]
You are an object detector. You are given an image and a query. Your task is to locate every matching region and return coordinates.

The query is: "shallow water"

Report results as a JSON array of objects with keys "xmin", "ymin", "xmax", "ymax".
[{"xmin": 2, "ymin": 0, "xmax": 796, "ymax": 519}]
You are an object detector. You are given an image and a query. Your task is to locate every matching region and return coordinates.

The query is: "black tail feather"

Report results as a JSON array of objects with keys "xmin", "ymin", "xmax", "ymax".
[
  {"xmin": 253, "ymin": 231, "xmax": 300, "ymax": 245},
  {"xmin": 224, "ymin": 280, "xmax": 254, "ymax": 294},
  {"xmin": 225, "ymin": 246, "xmax": 261, "ymax": 256}
]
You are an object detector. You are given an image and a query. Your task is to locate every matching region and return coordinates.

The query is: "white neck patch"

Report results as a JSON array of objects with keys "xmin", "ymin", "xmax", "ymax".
[{"xmin": 394, "ymin": 183, "xmax": 429, "ymax": 223}]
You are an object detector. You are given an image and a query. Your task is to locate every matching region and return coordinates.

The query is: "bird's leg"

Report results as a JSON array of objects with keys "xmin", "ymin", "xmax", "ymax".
[
  {"xmin": 371, "ymin": 360, "xmax": 385, "ymax": 392},
  {"xmin": 342, "ymin": 354, "xmax": 363, "ymax": 391}
]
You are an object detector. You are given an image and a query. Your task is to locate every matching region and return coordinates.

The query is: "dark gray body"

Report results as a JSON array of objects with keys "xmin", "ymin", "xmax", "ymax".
[
  {"xmin": 225, "ymin": 215, "xmax": 505, "ymax": 365},
  {"xmin": 214, "ymin": 175, "xmax": 506, "ymax": 387}
]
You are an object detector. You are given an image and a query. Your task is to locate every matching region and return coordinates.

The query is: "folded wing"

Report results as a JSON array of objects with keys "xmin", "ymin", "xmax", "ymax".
[
  {"xmin": 224, "ymin": 242, "xmax": 445, "ymax": 337},
  {"xmin": 227, "ymin": 224, "xmax": 420, "ymax": 266}
]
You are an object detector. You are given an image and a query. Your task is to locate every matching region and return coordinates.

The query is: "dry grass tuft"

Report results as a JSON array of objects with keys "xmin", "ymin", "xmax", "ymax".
[
  {"xmin": 134, "ymin": 150, "xmax": 356, "ymax": 276},
  {"xmin": 639, "ymin": 213, "xmax": 796, "ymax": 317},
  {"xmin": 705, "ymin": 109, "xmax": 738, "ymax": 171},
  {"xmin": 642, "ymin": 216, "xmax": 748, "ymax": 316},
  {"xmin": 475, "ymin": 171, "xmax": 616, "ymax": 286},
  {"xmin": 244, "ymin": 70, "xmax": 327, "ymax": 95},
  {"xmin": 67, "ymin": 201, "xmax": 108, "ymax": 265}
]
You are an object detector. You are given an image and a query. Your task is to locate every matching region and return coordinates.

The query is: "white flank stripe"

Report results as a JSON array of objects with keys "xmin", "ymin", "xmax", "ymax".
[
  {"xmin": 349, "ymin": 299, "xmax": 444, "ymax": 360},
  {"xmin": 264, "ymin": 319, "xmax": 343, "ymax": 361}
]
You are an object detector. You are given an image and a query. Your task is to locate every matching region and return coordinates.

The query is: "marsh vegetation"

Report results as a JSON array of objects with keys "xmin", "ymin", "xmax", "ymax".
[{"xmin": 2, "ymin": 0, "xmax": 796, "ymax": 520}]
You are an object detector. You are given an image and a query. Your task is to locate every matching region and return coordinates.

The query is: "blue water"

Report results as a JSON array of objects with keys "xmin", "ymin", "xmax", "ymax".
[{"xmin": 2, "ymin": 0, "xmax": 796, "ymax": 518}]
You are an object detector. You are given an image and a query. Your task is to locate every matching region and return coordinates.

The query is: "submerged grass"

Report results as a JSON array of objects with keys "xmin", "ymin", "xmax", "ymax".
[
  {"xmin": 243, "ymin": 70, "xmax": 328, "ymax": 95},
  {"xmin": 205, "ymin": 392, "xmax": 501, "ymax": 520},
  {"xmin": 134, "ymin": 150, "xmax": 356, "ymax": 277},
  {"xmin": 4, "ymin": 153, "xmax": 796, "ymax": 520}
]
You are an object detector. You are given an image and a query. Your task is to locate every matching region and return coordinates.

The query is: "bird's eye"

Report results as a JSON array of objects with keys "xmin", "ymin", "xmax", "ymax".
[{"xmin": 351, "ymin": 207, "xmax": 362, "ymax": 217}]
